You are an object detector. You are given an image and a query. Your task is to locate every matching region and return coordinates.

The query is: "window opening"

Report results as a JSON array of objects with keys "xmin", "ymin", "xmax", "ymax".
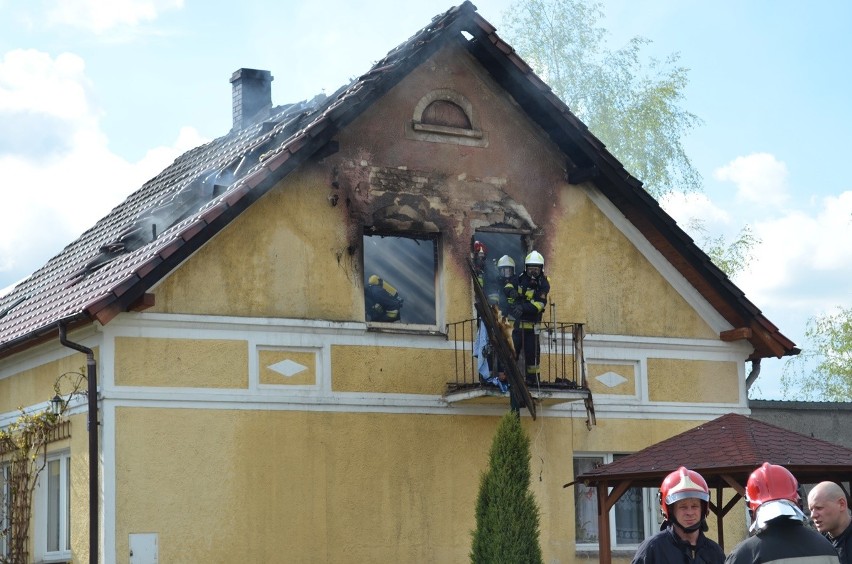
[
  {"xmin": 410, "ymin": 89, "xmax": 485, "ymax": 145},
  {"xmin": 422, "ymin": 100, "xmax": 471, "ymax": 129},
  {"xmin": 363, "ymin": 233, "xmax": 438, "ymax": 326},
  {"xmin": 573, "ymin": 454, "xmax": 654, "ymax": 550},
  {"xmin": 471, "ymin": 231, "xmax": 525, "ymax": 310},
  {"xmin": 42, "ymin": 452, "xmax": 71, "ymax": 559}
]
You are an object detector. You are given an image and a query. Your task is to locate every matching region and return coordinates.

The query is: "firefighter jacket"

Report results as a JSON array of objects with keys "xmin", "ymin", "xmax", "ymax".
[
  {"xmin": 725, "ymin": 518, "xmax": 839, "ymax": 564},
  {"xmin": 504, "ymin": 271, "xmax": 550, "ymax": 328},
  {"xmin": 632, "ymin": 525, "xmax": 725, "ymax": 564},
  {"xmin": 365, "ymin": 277, "xmax": 403, "ymax": 322}
]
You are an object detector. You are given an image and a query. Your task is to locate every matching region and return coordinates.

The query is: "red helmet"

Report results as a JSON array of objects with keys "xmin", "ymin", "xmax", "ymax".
[
  {"xmin": 659, "ymin": 467, "xmax": 710, "ymax": 519},
  {"xmin": 745, "ymin": 462, "xmax": 799, "ymax": 512},
  {"xmin": 473, "ymin": 240, "xmax": 487, "ymax": 255}
]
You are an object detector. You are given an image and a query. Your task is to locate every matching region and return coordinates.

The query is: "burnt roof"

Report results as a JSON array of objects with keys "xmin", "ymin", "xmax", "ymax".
[
  {"xmin": 0, "ymin": 1, "xmax": 796, "ymax": 361},
  {"xmin": 573, "ymin": 413, "xmax": 852, "ymax": 489}
]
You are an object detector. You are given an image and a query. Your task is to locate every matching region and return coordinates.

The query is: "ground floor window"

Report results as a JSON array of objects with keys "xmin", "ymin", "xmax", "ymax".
[
  {"xmin": 573, "ymin": 454, "xmax": 658, "ymax": 550},
  {"xmin": 39, "ymin": 452, "xmax": 71, "ymax": 560}
]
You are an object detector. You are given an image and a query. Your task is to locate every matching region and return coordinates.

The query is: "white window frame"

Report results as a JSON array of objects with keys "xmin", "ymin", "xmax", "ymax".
[
  {"xmin": 33, "ymin": 450, "xmax": 71, "ymax": 563},
  {"xmin": 574, "ymin": 453, "xmax": 660, "ymax": 553},
  {"xmin": 362, "ymin": 232, "xmax": 442, "ymax": 331},
  {"xmin": 1, "ymin": 462, "xmax": 9, "ymax": 560}
]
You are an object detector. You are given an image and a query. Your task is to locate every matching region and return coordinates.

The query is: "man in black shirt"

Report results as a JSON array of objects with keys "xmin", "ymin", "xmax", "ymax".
[{"xmin": 809, "ymin": 481, "xmax": 852, "ymax": 564}]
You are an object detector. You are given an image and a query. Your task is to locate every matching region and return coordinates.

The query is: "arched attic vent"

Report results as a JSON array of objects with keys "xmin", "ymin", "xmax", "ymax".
[{"xmin": 407, "ymin": 89, "xmax": 486, "ymax": 147}]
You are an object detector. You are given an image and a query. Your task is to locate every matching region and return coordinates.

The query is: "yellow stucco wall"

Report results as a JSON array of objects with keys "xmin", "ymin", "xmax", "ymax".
[
  {"xmin": 548, "ymin": 186, "xmax": 718, "ymax": 340},
  {"xmin": 112, "ymin": 409, "xmax": 749, "ymax": 563},
  {"xmin": 67, "ymin": 413, "xmax": 93, "ymax": 564},
  {"xmin": 148, "ymin": 164, "xmax": 361, "ymax": 321},
  {"xmin": 113, "ymin": 408, "xmax": 516, "ymax": 562},
  {"xmin": 0, "ymin": 351, "xmax": 97, "ymax": 413},
  {"xmin": 647, "ymin": 358, "xmax": 740, "ymax": 403},
  {"xmin": 114, "ymin": 337, "xmax": 248, "ymax": 388},
  {"xmin": 331, "ymin": 344, "xmax": 455, "ymax": 393}
]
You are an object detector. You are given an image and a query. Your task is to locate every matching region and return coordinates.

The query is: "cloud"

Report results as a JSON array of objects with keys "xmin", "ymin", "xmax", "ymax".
[
  {"xmin": 714, "ymin": 152, "xmax": 790, "ymax": 206},
  {"xmin": 735, "ymin": 191, "xmax": 852, "ymax": 312},
  {"xmin": 660, "ymin": 191, "xmax": 731, "ymax": 229},
  {"xmin": 0, "ymin": 48, "xmax": 207, "ymax": 286},
  {"xmin": 45, "ymin": 0, "xmax": 184, "ymax": 33}
]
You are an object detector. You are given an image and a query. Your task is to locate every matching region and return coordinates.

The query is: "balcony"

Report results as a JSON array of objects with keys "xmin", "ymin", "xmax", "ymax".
[{"xmin": 444, "ymin": 317, "xmax": 595, "ymax": 424}]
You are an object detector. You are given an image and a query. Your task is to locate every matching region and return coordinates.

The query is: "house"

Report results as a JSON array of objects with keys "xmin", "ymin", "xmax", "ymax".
[{"xmin": 0, "ymin": 2, "xmax": 797, "ymax": 562}]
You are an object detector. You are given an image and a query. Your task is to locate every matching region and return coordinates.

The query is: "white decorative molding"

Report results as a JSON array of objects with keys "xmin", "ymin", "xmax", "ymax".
[
  {"xmin": 268, "ymin": 359, "xmax": 308, "ymax": 378},
  {"xmin": 596, "ymin": 371, "xmax": 628, "ymax": 388}
]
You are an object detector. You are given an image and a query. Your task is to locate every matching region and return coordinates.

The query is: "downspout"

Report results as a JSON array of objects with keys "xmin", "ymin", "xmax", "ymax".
[
  {"xmin": 745, "ymin": 358, "xmax": 761, "ymax": 391},
  {"xmin": 59, "ymin": 321, "xmax": 99, "ymax": 564}
]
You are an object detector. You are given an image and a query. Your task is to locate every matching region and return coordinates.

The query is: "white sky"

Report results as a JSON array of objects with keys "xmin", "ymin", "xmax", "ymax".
[{"xmin": 1, "ymin": 0, "xmax": 850, "ymax": 399}]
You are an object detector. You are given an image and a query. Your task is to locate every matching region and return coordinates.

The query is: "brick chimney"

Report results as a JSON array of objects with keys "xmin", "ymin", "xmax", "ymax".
[{"xmin": 230, "ymin": 68, "xmax": 273, "ymax": 131}]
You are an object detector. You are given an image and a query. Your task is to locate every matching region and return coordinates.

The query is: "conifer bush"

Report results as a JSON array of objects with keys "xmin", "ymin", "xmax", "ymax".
[{"xmin": 470, "ymin": 411, "xmax": 543, "ymax": 563}]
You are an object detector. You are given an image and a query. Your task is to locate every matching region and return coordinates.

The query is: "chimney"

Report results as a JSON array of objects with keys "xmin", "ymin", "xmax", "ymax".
[{"xmin": 230, "ymin": 68, "xmax": 274, "ymax": 131}]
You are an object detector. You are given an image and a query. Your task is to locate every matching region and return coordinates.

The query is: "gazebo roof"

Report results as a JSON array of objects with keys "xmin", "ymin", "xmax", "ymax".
[{"xmin": 573, "ymin": 412, "xmax": 852, "ymax": 489}]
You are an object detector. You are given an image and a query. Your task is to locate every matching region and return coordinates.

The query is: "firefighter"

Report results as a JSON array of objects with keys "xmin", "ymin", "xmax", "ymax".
[
  {"xmin": 365, "ymin": 275, "xmax": 403, "ymax": 322},
  {"xmin": 726, "ymin": 463, "xmax": 839, "ymax": 563},
  {"xmin": 505, "ymin": 250, "xmax": 550, "ymax": 386},
  {"xmin": 495, "ymin": 255, "xmax": 517, "ymax": 318},
  {"xmin": 632, "ymin": 467, "xmax": 724, "ymax": 563}
]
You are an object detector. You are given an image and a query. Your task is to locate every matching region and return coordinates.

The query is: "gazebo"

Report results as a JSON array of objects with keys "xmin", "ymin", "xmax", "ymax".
[{"xmin": 568, "ymin": 412, "xmax": 852, "ymax": 562}]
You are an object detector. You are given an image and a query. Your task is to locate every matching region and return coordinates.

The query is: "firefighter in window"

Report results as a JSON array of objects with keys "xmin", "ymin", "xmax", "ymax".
[
  {"xmin": 495, "ymin": 255, "xmax": 517, "ymax": 318},
  {"xmin": 505, "ymin": 250, "xmax": 550, "ymax": 386},
  {"xmin": 365, "ymin": 275, "xmax": 404, "ymax": 322}
]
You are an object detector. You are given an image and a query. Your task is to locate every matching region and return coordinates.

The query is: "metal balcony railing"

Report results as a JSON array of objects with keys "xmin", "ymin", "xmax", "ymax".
[{"xmin": 445, "ymin": 317, "xmax": 588, "ymax": 393}]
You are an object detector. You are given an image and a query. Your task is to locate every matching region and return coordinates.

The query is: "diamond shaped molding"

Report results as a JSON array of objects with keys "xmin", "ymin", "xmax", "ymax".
[
  {"xmin": 596, "ymin": 371, "xmax": 628, "ymax": 388},
  {"xmin": 268, "ymin": 359, "xmax": 308, "ymax": 378}
]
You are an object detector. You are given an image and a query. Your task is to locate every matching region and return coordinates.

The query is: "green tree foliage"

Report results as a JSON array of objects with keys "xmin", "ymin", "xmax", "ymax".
[
  {"xmin": 687, "ymin": 219, "xmax": 760, "ymax": 278},
  {"xmin": 470, "ymin": 412, "xmax": 543, "ymax": 564},
  {"xmin": 502, "ymin": 0, "xmax": 703, "ymax": 199},
  {"xmin": 781, "ymin": 306, "xmax": 852, "ymax": 401},
  {"xmin": 502, "ymin": 0, "xmax": 759, "ymax": 277}
]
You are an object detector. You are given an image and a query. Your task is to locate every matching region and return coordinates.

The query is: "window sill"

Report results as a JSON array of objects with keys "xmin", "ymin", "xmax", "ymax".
[
  {"xmin": 575, "ymin": 548, "xmax": 639, "ymax": 559},
  {"xmin": 412, "ymin": 122, "xmax": 483, "ymax": 139},
  {"xmin": 365, "ymin": 323, "xmax": 445, "ymax": 337}
]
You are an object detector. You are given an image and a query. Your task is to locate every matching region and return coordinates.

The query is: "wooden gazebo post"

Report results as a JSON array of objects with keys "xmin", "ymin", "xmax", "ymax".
[
  {"xmin": 596, "ymin": 482, "xmax": 611, "ymax": 563},
  {"xmin": 595, "ymin": 480, "xmax": 633, "ymax": 564}
]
